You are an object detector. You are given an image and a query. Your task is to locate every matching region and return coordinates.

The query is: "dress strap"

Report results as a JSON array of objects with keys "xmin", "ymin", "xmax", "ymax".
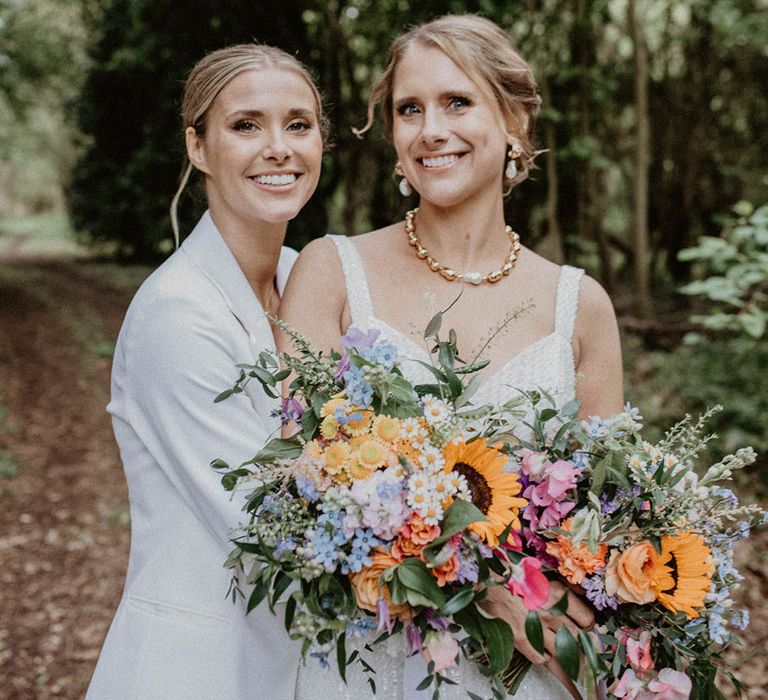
[
  {"xmin": 326, "ymin": 234, "xmax": 375, "ymax": 325},
  {"xmin": 554, "ymin": 265, "xmax": 584, "ymax": 341}
]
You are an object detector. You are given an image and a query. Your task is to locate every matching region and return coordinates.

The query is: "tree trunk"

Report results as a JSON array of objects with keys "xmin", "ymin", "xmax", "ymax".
[
  {"xmin": 539, "ymin": 75, "xmax": 565, "ymax": 264},
  {"xmin": 628, "ymin": 0, "xmax": 653, "ymax": 318}
]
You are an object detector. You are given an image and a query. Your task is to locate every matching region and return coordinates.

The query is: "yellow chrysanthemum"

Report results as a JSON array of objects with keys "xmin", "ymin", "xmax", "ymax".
[
  {"xmin": 373, "ymin": 415, "xmax": 402, "ymax": 443},
  {"xmin": 323, "ymin": 442, "xmax": 351, "ymax": 473},
  {"xmin": 356, "ymin": 438, "xmax": 388, "ymax": 470},
  {"xmin": 320, "ymin": 415, "xmax": 339, "ymax": 440},
  {"xmin": 443, "ymin": 439, "xmax": 527, "ymax": 547},
  {"xmin": 345, "ymin": 410, "xmax": 373, "ymax": 436},
  {"xmin": 348, "ymin": 462, "xmax": 375, "ymax": 480},
  {"xmin": 306, "ymin": 440, "xmax": 324, "ymax": 459},
  {"xmin": 395, "ymin": 439, "xmax": 421, "ymax": 467},
  {"xmin": 650, "ymin": 532, "xmax": 714, "ymax": 619}
]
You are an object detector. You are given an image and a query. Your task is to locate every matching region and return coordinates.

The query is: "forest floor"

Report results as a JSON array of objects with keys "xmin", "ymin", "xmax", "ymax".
[{"xmin": 0, "ymin": 231, "xmax": 766, "ymax": 699}]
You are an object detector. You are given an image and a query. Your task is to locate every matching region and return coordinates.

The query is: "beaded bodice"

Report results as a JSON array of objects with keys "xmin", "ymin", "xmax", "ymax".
[{"xmin": 327, "ymin": 234, "xmax": 583, "ymax": 411}]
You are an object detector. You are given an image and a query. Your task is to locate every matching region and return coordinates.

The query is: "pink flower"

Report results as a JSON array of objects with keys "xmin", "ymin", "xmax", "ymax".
[
  {"xmin": 507, "ymin": 557, "xmax": 550, "ymax": 610},
  {"xmin": 626, "ymin": 630, "xmax": 654, "ymax": 671},
  {"xmin": 422, "ymin": 630, "xmax": 459, "ymax": 672},
  {"xmin": 648, "ymin": 669, "xmax": 692, "ymax": 699},
  {"xmin": 613, "ymin": 669, "xmax": 651, "ymax": 699},
  {"xmin": 519, "ymin": 449, "xmax": 550, "ymax": 477}
]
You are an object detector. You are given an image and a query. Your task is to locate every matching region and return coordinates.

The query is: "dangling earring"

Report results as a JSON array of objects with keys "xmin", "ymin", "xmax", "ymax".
[
  {"xmin": 506, "ymin": 140, "xmax": 523, "ymax": 180},
  {"xmin": 395, "ymin": 161, "xmax": 412, "ymax": 197}
]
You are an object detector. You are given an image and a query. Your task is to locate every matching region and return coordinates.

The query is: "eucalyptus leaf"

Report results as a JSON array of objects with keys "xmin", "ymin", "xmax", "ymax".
[
  {"xmin": 524, "ymin": 611, "xmax": 545, "ymax": 655},
  {"xmin": 424, "ymin": 312, "xmax": 443, "ymax": 339},
  {"xmin": 555, "ymin": 626, "xmax": 580, "ymax": 680}
]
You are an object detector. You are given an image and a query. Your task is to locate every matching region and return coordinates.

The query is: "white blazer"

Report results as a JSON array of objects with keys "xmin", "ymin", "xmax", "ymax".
[{"xmin": 87, "ymin": 212, "xmax": 302, "ymax": 699}]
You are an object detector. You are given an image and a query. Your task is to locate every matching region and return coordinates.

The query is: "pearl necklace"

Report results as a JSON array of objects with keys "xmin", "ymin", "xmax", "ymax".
[{"xmin": 404, "ymin": 208, "xmax": 521, "ymax": 285}]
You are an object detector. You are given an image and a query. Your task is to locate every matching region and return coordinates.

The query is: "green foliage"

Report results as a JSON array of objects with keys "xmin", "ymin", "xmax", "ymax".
[
  {"xmin": 63, "ymin": 0, "xmax": 768, "ymax": 277},
  {"xmin": 0, "ymin": 0, "xmax": 90, "ymax": 213},
  {"xmin": 679, "ymin": 202, "xmax": 768, "ymax": 339}
]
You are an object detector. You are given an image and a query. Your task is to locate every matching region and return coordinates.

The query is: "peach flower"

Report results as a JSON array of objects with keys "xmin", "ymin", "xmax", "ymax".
[
  {"xmin": 605, "ymin": 542, "xmax": 658, "ymax": 605},
  {"xmin": 545, "ymin": 520, "xmax": 607, "ymax": 584},
  {"xmin": 349, "ymin": 548, "xmax": 411, "ymax": 618},
  {"xmin": 431, "ymin": 553, "xmax": 460, "ymax": 587},
  {"xmin": 401, "ymin": 512, "xmax": 441, "ymax": 546}
]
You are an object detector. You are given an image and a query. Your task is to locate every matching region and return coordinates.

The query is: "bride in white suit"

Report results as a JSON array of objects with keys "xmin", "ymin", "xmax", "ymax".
[{"xmin": 86, "ymin": 44, "xmax": 325, "ymax": 700}]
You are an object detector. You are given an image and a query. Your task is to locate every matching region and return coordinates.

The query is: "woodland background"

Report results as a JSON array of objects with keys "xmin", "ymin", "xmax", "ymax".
[{"xmin": 0, "ymin": 0, "xmax": 766, "ymax": 697}]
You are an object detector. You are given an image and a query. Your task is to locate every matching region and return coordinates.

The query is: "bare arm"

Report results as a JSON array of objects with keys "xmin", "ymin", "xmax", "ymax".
[
  {"xmin": 277, "ymin": 237, "xmax": 349, "ymax": 355},
  {"xmin": 573, "ymin": 276, "xmax": 624, "ymax": 419}
]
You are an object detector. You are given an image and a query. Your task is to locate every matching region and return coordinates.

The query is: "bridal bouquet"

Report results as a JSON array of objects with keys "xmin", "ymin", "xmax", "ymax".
[
  {"xmin": 512, "ymin": 400, "xmax": 764, "ymax": 699},
  {"xmin": 213, "ymin": 310, "xmax": 764, "ymax": 699},
  {"xmin": 214, "ymin": 311, "xmax": 554, "ymax": 697}
]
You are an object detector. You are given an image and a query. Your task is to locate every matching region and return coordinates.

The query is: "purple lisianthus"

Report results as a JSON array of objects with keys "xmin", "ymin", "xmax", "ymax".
[
  {"xmin": 340, "ymin": 327, "xmax": 380, "ymax": 351},
  {"xmin": 281, "ymin": 397, "xmax": 304, "ymax": 424},
  {"xmin": 335, "ymin": 353, "xmax": 351, "ymax": 381}
]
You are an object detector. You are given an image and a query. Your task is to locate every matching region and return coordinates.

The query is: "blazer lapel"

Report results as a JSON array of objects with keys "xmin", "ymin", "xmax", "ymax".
[{"xmin": 180, "ymin": 211, "xmax": 275, "ymax": 352}]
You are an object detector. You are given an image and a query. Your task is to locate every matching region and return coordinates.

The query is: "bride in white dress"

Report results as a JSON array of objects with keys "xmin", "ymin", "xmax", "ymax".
[{"xmin": 280, "ymin": 14, "xmax": 623, "ymax": 698}]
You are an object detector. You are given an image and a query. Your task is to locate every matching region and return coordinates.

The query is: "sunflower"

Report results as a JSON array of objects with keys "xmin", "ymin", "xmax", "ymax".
[
  {"xmin": 442, "ymin": 439, "xmax": 527, "ymax": 546},
  {"xmin": 650, "ymin": 532, "xmax": 714, "ymax": 619}
]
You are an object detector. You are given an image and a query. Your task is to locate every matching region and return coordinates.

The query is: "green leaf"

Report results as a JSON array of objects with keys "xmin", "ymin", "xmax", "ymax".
[
  {"xmin": 524, "ymin": 612, "xmax": 545, "ymax": 655},
  {"xmin": 395, "ymin": 558, "xmax": 446, "ymax": 608},
  {"xmin": 336, "ymin": 632, "xmax": 347, "ymax": 683},
  {"xmin": 270, "ymin": 570, "xmax": 293, "ymax": 609},
  {"xmin": 416, "ymin": 675, "xmax": 433, "ymax": 691},
  {"xmin": 247, "ymin": 575, "xmax": 270, "ymax": 613},
  {"xmin": 549, "ymin": 591, "xmax": 568, "ymax": 615},
  {"xmin": 481, "ymin": 616, "xmax": 515, "ymax": 674},
  {"xmin": 413, "ymin": 360, "xmax": 448, "ymax": 383},
  {"xmin": 284, "ymin": 594, "xmax": 296, "ymax": 632},
  {"xmin": 214, "ymin": 388, "xmax": 234, "ymax": 403},
  {"xmin": 210, "ymin": 458, "xmax": 229, "ymax": 469},
  {"xmin": 539, "ymin": 408, "xmax": 558, "ymax": 422},
  {"xmin": 430, "ymin": 499, "xmax": 488, "ymax": 547},
  {"xmin": 578, "ymin": 629, "xmax": 603, "ymax": 674},
  {"xmin": 441, "ymin": 586, "xmax": 476, "ymax": 616},
  {"xmin": 252, "ymin": 438, "xmax": 303, "ymax": 463},
  {"xmin": 555, "ymin": 626, "xmax": 580, "ymax": 680},
  {"xmin": 590, "ymin": 455, "xmax": 609, "ymax": 496},
  {"xmin": 424, "ymin": 311, "xmax": 443, "ymax": 338}
]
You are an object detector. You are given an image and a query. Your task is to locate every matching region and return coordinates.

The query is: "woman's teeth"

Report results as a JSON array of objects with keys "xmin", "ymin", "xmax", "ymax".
[
  {"xmin": 421, "ymin": 154, "xmax": 460, "ymax": 168},
  {"xmin": 254, "ymin": 174, "xmax": 297, "ymax": 186}
]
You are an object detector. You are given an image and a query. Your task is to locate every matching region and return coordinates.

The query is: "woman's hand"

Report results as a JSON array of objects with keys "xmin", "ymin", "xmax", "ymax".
[{"xmin": 482, "ymin": 580, "xmax": 593, "ymax": 699}]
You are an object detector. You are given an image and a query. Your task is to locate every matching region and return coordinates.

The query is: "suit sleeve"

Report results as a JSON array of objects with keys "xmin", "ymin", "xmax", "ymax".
[{"xmin": 117, "ymin": 292, "xmax": 274, "ymax": 545}]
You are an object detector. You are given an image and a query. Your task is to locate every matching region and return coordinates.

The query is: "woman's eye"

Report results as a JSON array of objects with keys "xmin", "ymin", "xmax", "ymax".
[
  {"xmin": 396, "ymin": 103, "xmax": 420, "ymax": 116},
  {"xmin": 287, "ymin": 120, "xmax": 311, "ymax": 132},
  {"xmin": 234, "ymin": 120, "xmax": 258, "ymax": 132},
  {"xmin": 448, "ymin": 96, "xmax": 470, "ymax": 110}
]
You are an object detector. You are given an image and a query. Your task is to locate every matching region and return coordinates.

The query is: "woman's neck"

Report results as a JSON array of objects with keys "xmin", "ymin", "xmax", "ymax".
[
  {"xmin": 411, "ymin": 192, "xmax": 510, "ymax": 272},
  {"xmin": 208, "ymin": 205, "xmax": 287, "ymax": 310}
]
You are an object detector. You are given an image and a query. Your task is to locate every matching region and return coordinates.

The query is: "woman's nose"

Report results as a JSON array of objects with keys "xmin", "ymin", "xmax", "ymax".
[
  {"xmin": 263, "ymin": 130, "xmax": 292, "ymax": 161},
  {"xmin": 420, "ymin": 106, "xmax": 449, "ymax": 144}
]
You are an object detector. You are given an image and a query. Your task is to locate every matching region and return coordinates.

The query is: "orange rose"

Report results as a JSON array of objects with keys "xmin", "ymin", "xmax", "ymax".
[
  {"xmin": 401, "ymin": 512, "xmax": 441, "ymax": 546},
  {"xmin": 605, "ymin": 543, "xmax": 658, "ymax": 604},
  {"xmin": 349, "ymin": 548, "xmax": 411, "ymax": 618},
  {"xmin": 391, "ymin": 536, "xmax": 425, "ymax": 561},
  {"xmin": 431, "ymin": 554, "xmax": 460, "ymax": 588}
]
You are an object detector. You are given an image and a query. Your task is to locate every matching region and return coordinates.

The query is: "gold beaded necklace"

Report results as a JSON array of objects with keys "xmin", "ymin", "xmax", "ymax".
[{"xmin": 404, "ymin": 208, "xmax": 521, "ymax": 285}]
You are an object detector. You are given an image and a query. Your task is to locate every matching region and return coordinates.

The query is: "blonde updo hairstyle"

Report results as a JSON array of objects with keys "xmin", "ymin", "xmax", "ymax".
[
  {"xmin": 170, "ymin": 43, "xmax": 328, "ymax": 246},
  {"xmin": 356, "ymin": 14, "xmax": 541, "ymax": 192}
]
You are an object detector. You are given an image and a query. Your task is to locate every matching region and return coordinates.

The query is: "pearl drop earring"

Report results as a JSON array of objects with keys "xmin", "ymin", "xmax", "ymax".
[
  {"xmin": 506, "ymin": 141, "xmax": 523, "ymax": 180},
  {"xmin": 395, "ymin": 161, "xmax": 412, "ymax": 197}
]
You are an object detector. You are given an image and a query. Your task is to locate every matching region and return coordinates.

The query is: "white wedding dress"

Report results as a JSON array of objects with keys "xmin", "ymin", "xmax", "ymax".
[{"xmin": 294, "ymin": 235, "xmax": 584, "ymax": 700}]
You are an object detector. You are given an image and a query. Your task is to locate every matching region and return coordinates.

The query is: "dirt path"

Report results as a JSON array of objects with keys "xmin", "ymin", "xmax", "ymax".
[
  {"xmin": 0, "ymin": 255, "xmax": 766, "ymax": 699},
  {"xmin": 0, "ymin": 260, "xmax": 147, "ymax": 698}
]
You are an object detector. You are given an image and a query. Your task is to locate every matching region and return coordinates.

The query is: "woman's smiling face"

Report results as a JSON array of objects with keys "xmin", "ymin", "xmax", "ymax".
[
  {"xmin": 391, "ymin": 44, "xmax": 510, "ymax": 210},
  {"xmin": 187, "ymin": 68, "xmax": 323, "ymax": 228}
]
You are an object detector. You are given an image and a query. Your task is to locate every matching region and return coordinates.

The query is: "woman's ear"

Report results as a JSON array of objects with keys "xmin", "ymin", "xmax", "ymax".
[{"xmin": 185, "ymin": 126, "xmax": 209, "ymax": 174}]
